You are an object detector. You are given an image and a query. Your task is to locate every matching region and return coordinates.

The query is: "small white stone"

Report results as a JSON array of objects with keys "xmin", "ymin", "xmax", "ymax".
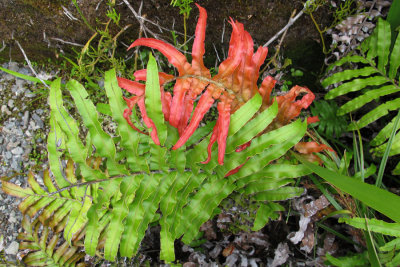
[{"xmin": 5, "ymin": 241, "xmax": 19, "ymax": 255}]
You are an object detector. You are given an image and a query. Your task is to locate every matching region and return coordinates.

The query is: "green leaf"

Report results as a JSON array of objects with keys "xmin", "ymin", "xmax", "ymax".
[
  {"xmin": 325, "ymin": 76, "xmax": 388, "ymax": 99},
  {"xmin": 228, "ymin": 93, "xmax": 262, "ymax": 136},
  {"xmin": 0, "ymin": 66, "xmax": 52, "ymax": 85},
  {"xmin": 104, "ymin": 69, "xmax": 145, "ymax": 171},
  {"xmin": 322, "ymin": 67, "xmax": 378, "ymax": 86},
  {"xmin": 380, "ymin": 237, "xmax": 400, "ymax": 251},
  {"xmin": 339, "ymin": 217, "xmax": 400, "ymax": 237},
  {"xmin": 103, "ymin": 176, "xmax": 140, "ymax": 261},
  {"xmin": 337, "ymin": 85, "xmax": 399, "ymax": 115},
  {"xmin": 226, "ymin": 101, "xmax": 278, "ymax": 153},
  {"xmin": 348, "ymin": 97, "xmax": 400, "ymax": 130},
  {"xmin": 376, "ymin": 18, "xmax": 391, "ymax": 73},
  {"xmin": 325, "ymin": 252, "xmax": 369, "ymax": 267},
  {"xmin": 145, "ymin": 54, "xmax": 167, "ymax": 145},
  {"xmin": 252, "ymin": 202, "xmax": 285, "ymax": 231},
  {"xmin": 67, "ymin": 79, "xmax": 116, "ymax": 160},
  {"xmin": 295, "ymin": 154, "xmax": 400, "ymax": 223},
  {"xmin": 389, "ymin": 31, "xmax": 400, "ymax": 79}
]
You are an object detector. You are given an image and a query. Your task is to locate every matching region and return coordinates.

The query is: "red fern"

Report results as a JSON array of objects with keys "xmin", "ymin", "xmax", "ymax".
[{"xmin": 118, "ymin": 4, "xmax": 330, "ymax": 165}]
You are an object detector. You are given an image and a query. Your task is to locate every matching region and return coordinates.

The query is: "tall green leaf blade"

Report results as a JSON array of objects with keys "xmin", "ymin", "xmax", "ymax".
[
  {"xmin": 235, "ymin": 164, "xmax": 311, "ymax": 188},
  {"xmin": 376, "ymin": 18, "xmax": 391, "ymax": 73},
  {"xmin": 348, "ymin": 97, "xmax": 400, "ymax": 130},
  {"xmin": 322, "ymin": 67, "xmax": 378, "ymax": 86},
  {"xmin": 338, "ymin": 85, "xmax": 399, "ymax": 115},
  {"xmin": 242, "ymin": 178, "xmax": 295, "ymax": 195},
  {"xmin": 67, "ymin": 79, "xmax": 116, "ymax": 159},
  {"xmin": 103, "ymin": 176, "xmax": 140, "ymax": 261},
  {"xmin": 371, "ymin": 116, "xmax": 400, "ymax": 146},
  {"xmin": 49, "ymin": 79, "xmax": 106, "ymax": 181},
  {"xmin": 339, "ymin": 217, "xmax": 400, "ymax": 237},
  {"xmin": 179, "ymin": 179, "xmax": 236, "ymax": 244},
  {"xmin": 228, "ymin": 93, "xmax": 262, "ymax": 136},
  {"xmin": 226, "ymin": 101, "xmax": 278, "ymax": 153},
  {"xmin": 220, "ymin": 119, "xmax": 306, "ymax": 177},
  {"xmin": 47, "ymin": 112, "xmax": 71, "ymax": 195},
  {"xmin": 119, "ymin": 174, "xmax": 161, "ymax": 257},
  {"xmin": 325, "ymin": 76, "xmax": 388, "ymax": 99},
  {"xmin": 295, "ymin": 154, "xmax": 400, "ymax": 222},
  {"xmin": 104, "ymin": 69, "xmax": 144, "ymax": 171},
  {"xmin": 389, "ymin": 31, "xmax": 400, "ymax": 79},
  {"xmin": 145, "ymin": 54, "xmax": 167, "ymax": 145},
  {"xmin": 129, "ymin": 172, "xmax": 177, "ymax": 257},
  {"xmin": 160, "ymin": 172, "xmax": 192, "ymax": 262}
]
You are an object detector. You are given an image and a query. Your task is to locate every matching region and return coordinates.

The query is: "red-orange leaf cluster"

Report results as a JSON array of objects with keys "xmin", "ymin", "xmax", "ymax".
[{"xmin": 118, "ymin": 4, "xmax": 330, "ymax": 165}]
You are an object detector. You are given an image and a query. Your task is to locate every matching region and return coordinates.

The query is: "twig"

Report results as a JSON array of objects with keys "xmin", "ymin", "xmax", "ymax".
[
  {"xmin": 15, "ymin": 40, "xmax": 50, "ymax": 89},
  {"xmin": 263, "ymin": 8, "xmax": 305, "ymax": 47},
  {"xmin": 61, "ymin": 5, "xmax": 78, "ymax": 21},
  {"xmin": 261, "ymin": 9, "xmax": 296, "ymax": 74},
  {"xmin": 0, "ymin": 40, "xmax": 6, "ymax": 53},
  {"xmin": 50, "ymin": 37, "xmax": 84, "ymax": 47}
]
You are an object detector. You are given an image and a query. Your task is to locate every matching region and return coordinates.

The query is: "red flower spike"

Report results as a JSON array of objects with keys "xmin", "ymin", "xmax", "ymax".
[
  {"xmin": 201, "ymin": 120, "xmax": 219, "ymax": 164},
  {"xmin": 137, "ymin": 98, "xmax": 160, "ymax": 145},
  {"xmin": 173, "ymin": 89, "xmax": 215, "ymax": 149},
  {"xmin": 275, "ymin": 85, "xmax": 315, "ymax": 125},
  {"xmin": 123, "ymin": 96, "xmax": 147, "ymax": 135},
  {"xmin": 118, "ymin": 77, "xmax": 145, "ymax": 96},
  {"xmin": 133, "ymin": 69, "xmax": 174, "ymax": 84},
  {"xmin": 216, "ymin": 98, "xmax": 232, "ymax": 165},
  {"xmin": 120, "ymin": 4, "xmax": 322, "ymax": 165},
  {"xmin": 259, "ymin": 76, "xmax": 276, "ymax": 107}
]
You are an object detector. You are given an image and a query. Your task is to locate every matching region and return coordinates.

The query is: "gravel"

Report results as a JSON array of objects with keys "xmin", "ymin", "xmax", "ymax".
[{"xmin": 0, "ymin": 62, "xmax": 51, "ymax": 262}]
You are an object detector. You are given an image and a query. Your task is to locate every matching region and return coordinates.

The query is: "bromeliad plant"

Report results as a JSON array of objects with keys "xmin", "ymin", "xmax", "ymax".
[{"xmin": 2, "ymin": 4, "xmax": 330, "ymax": 265}]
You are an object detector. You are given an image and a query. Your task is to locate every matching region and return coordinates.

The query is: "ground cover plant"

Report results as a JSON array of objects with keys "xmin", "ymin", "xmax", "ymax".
[{"xmin": 1, "ymin": 1, "xmax": 400, "ymax": 266}]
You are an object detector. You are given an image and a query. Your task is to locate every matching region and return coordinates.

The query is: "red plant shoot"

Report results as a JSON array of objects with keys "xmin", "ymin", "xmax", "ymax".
[{"xmin": 118, "ymin": 4, "xmax": 331, "ymax": 168}]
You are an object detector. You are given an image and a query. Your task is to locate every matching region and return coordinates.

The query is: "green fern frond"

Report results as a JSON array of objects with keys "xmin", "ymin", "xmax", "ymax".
[
  {"xmin": 1, "ymin": 64, "xmax": 316, "ymax": 264},
  {"xmin": 323, "ymin": 18, "xmax": 400, "ymax": 160}
]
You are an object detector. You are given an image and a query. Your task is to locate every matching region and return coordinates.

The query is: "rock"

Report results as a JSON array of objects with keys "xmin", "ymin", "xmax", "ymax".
[
  {"xmin": 32, "ymin": 113, "xmax": 44, "ymax": 128},
  {"xmin": 7, "ymin": 99, "xmax": 14, "ymax": 108},
  {"xmin": 23, "ymin": 111, "xmax": 30, "ymax": 128},
  {"xmin": 1, "ymin": 105, "xmax": 11, "ymax": 115},
  {"xmin": 5, "ymin": 151, "xmax": 12, "ymax": 160},
  {"xmin": 5, "ymin": 241, "xmax": 19, "ymax": 255},
  {"xmin": 8, "ymin": 62, "xmax": 19, "ymax": 72},
  {"xmin": 15, "ymin": 79, "xmax": 26, "ymax": 89},
  {"xmin": 8, "ymin": 211, "xmax": 17, "ymax": 223},
  {"xmin": 11, "ymin": 147, "xmax": 23, "ymax": 155}
]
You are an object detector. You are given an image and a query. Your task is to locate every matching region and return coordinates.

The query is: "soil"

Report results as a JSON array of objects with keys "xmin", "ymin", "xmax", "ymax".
[{"xmin": 0, "ymin": 0, "xmax": 329, "ymax": 85}]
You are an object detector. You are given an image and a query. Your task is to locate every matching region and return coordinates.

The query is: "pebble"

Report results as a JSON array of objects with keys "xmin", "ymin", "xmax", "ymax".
[
  {"xmin": 11, "ymin": 147, "xmax": 23, "ymax": 155},
  {"xmin": 23, "ymin": 111, "xmax": 30, "ymax": 128},
  {"xmin": 1, "ymin": 105, "xmax": 11, "ymax": 115},
  {"xmin": 7, "ymin": 99, "xmax": 14, "ymax": 108},
  {"xmin": 32, "ymin": 113, "xmax": 44, "ymax": 128},
  {"xmin": 5, "ymin": 241, "xmax": 19, "ymax": 255}
]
